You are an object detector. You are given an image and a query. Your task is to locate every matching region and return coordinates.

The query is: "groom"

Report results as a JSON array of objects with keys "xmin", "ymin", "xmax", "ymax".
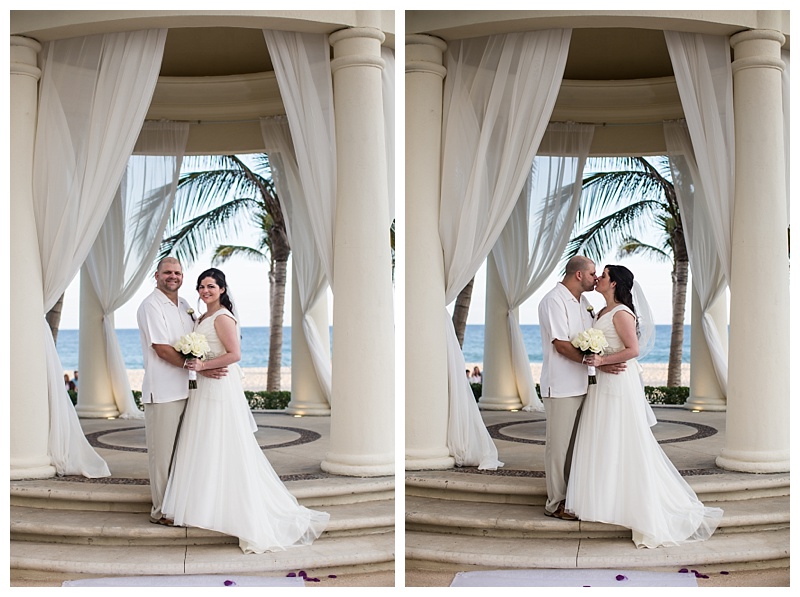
[
  {"xmin": 137, "ymin": 257, "xmax": 226, "ymax": 525},
  {"xmin": 538, "ymin": 255, "xmax": 623, "ymax": 520}
]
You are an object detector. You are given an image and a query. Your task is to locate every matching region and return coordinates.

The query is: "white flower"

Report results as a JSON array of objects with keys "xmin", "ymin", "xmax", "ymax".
[
  {"xmin": 173, "ymin": 332, "xmax": 209, "ymax": 359},
  {"xmin": 571, "ymin": 328, "xmax": 608, "ymax": 355}
]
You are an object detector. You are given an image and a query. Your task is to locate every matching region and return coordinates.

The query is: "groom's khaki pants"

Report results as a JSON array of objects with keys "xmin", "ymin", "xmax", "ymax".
[
  {"xmin": 543, "ymin": 395, "xmax": 585, "ymax": 514},
  {"xmin": 144, "ymin": 399, "xmax": 187, "ymax": 520}
]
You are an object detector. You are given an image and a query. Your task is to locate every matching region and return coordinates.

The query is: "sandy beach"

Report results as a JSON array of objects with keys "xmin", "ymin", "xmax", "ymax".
[{"xmin": 125, "ymin": 363, "xmax": 688, "ymax": 392}]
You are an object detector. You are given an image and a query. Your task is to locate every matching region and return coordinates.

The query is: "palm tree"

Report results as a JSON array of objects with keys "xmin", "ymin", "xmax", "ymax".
[
  {"xmin": 564, "ymin": 156, "xmax": 688, "ymax": 387},
  {"xmin": 159, "ymin": 154, "xmax": 289, "ymax": 391},
  {"xmin": 451, "ymin": 278, "xmax": 475, "ymax": 348}
]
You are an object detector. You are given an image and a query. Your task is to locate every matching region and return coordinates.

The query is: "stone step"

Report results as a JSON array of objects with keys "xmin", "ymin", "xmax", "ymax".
[
  {"xmin": 11, "ymin": 476, "xmax": 394, "ymax": 512},
  {"xmin": 405, "ymin": 494, "xmax": 789, "ymax": 540},
  {"xmin": 405, "ymin": 471, "xmax": 790, "ymax": 505},
  {"xmin": 405, "ymin": 527, "xmax": 790, "ymax": 573},
  {"xmin": 12, "ymin": 532, "xmax": 395, "ymax": 578},
  {"xmin": 11, "ymin": 499, "xmax": 395, "ymax": 546}
]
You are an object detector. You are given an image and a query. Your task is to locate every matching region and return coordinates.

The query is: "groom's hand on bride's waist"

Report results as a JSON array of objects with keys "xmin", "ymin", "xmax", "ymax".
[
  {"xmin": 598, "ymin": 363, "xmax": 626, "ymax": 375},
  {"xmin": 199, "ymin": 367, "xmax": 228, "ymax": 379}
]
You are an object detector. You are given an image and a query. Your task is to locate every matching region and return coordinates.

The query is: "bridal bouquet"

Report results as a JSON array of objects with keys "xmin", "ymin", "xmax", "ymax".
[
  {"xmin": 174, "ymin": 332, "xmax": 210, "ymax": 389},
  {"xmin": 571, "ymin": 328, "xmax": 608, "ymax": 385}
]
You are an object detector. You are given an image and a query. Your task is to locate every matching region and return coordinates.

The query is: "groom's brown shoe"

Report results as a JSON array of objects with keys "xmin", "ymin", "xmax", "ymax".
[
  {"xmin": 544, "ymin": 502, "xmax": 577, "ymax": 521},
  {"xmin": 149, "ymin": 516, "xmax": 175, "ymax": 526}
]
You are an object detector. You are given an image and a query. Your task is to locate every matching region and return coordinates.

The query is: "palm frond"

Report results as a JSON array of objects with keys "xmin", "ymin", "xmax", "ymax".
[
  {"xmin": 616, "ymin": 238, "xmax": 672, "ymax": 263},
  {"xmin": 211, "ymin": 245, "xmax": 269, "ymax": 265},
  {"xmin": 159, "ymin": 198, "xmax": 260, "ymax": 266},
  {"xmin": 564, "ymin": 199, "xmax": 667, "ymax": 263},
  {"xmin": 169, "ymin": 155, "xmax": 274, "ymax": 227}
]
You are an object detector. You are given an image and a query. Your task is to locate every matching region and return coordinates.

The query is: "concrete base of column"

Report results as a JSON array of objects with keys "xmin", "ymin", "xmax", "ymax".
[
  {"xmin": 478, "ymin": 395, "xmax": 524, "ymax": 411},
  {"xmin": 75, "ymin": 404, "xmax": 120, "ymax": 418},
  {"xmin": 10, "ymin": 457, "xmax": 56, "ymax": 481},
  {"xmin": 405, "ymin": 446, "xmax": 455, "ymax": 471},
  {"xmin": 716, "ymin": 448, "xmax": 789, "ymax": 474},
  {"xmin": 321, "ymin": 451, "xmax": 394, "ymax": 477}
]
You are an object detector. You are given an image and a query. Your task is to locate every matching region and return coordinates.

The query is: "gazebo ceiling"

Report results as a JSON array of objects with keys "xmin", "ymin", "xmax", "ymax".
[{"xmin": 160, "ymin": 27, "xmax": 272, "ymax": 77}]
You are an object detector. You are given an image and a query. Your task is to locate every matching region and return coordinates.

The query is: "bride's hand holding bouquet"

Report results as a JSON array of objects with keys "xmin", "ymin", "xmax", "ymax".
[
  {"xmin": 571, "ymin": 328, "xmax": 608, "ymax": 384},
  {"xmin": 174, "ymin": 332, "xmax": 210, "ymax": 389}
]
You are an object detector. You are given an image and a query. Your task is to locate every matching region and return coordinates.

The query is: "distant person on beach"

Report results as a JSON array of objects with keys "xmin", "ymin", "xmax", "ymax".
[
  {"xmin": 71, "ymin": 370, "xmax": 79, "ymax": 389},
  {"xmin": 136, "ymin": 257, "xmax": 227, "ymax": 526},
  {"xmin": 565, "ymin": 264, "xmax": 722, "ymax": 547},
  {"xmin": 538, "ymin": 255, "xmax": 625, "ymax": 521},
  {"xmin": 161, "ymin": 268, "xmax": 329, "ymax": 553},
  {"xmin": 470, "ymin": 366, "xmax": 482, "ymax": 383}
]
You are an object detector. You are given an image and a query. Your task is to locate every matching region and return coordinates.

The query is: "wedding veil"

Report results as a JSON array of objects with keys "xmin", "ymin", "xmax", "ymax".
[{"xmin": 632, "ymin": 280, "xmax": 656, "ymax": 359}]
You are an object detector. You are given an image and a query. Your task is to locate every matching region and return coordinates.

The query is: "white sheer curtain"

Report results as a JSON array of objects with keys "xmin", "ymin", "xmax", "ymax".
[
  {"xmin": 440, "ymin": 30, "xmax": 572, "ymax": 469},
  {"xmin": 263, "ymin": 30, "xmax": 337, "ymax": 288},
  {"xmin": 84, "ymin": 121, "xmax": 190, "ymax": 419},
  {"xmin": 261, "ymin": 116, "xmax": 332, "ymax": 403},
  {"xmin": 664, "ymin": 31, "xmax": 735, "ymax": 284},
  {"xmin": 664, "ymin": 121, "xmax": 729, "ymax": 392},
  {"xmin": 491, "ymin": 122, "xmax": 594, "ymax": 412},
  {"xmin": 782, "ymin": 49, "xmax": 789, "ymax": 217},
  {"xmin": 33, "ymin": 30, "xmax": 167, "ymax": 476},
  {"xmin": 382, "ymin": 46, "xmax": 395, "ymax": 222}
]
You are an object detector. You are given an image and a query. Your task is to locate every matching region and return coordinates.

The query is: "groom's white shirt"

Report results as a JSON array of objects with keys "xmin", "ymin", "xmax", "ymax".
[
  {"xmin": 538, "ymin": 282, "xmax": 595, "ymax": 398},
  {"xmin": 137, "ymin": 288, "xmax": 195, "ymax": 404}
]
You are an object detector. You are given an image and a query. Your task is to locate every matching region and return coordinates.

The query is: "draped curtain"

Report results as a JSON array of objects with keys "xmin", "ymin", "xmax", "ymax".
[
  {"xmin": 440, "ymin": 30, "xmax": 572, "ymax": 469},
  {"xmin": 382, "ymin": 46, "xmax": 395, "ymax": 222},
  {"xmin": 33, "ymin": 29, "xmax": 167, "ymax": 476},
  {"xmin": 664, "ymin": 31, "xmax": 736, "ymax": 394},
  {"xmin": 664, "ymin": 121, "xmax": 728, "ymax": 392},
  {"xmin": 491, "ymin": 122, "xmax": 594, "ymax": 412},
  {"xmin": 261, "ymin": 116, "xmax": 332, "ymax": 403},
  {"xmin": 84, "ymin": 121, "xmax": 190, "ymax": 418},
  {"xmin": 782, "ymin": 49, "xmax": 790, "ymax": 217},
  {"xmin": 664, "ymin": 31, "xmax": 735, "ymax": 284},
  {"xmin": 263, "ymin": 30, "xmax": 337, "ymax": 288}
]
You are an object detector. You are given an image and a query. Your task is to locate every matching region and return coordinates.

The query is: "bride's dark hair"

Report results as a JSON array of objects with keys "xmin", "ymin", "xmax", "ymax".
[
  {"xmin": 605, "ymin": 265, "xmax": 637, "ymax": 317},
  {"xmin": 197, "ymin": 268, "xmax": 235, "ymax": 315}
]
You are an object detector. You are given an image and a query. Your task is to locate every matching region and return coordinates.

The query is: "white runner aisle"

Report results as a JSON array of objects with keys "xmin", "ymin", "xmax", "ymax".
[
  {"xmin": 62, "ymin": 575, "xmax": 305, "ymax": 587},
  {"xmin": 450, "ymin": 569, "xmax": 699, "ymax": 587}
]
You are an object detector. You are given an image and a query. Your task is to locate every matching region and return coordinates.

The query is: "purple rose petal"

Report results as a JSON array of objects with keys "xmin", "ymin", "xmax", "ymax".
[
  {"xmin": 299, "ymin": 570, "xmax": 307, "ymax": 578},
  {"xmin": 286, "ymin": 572, "xmax": 296, "ymax": 577},
  {"xmin": 328, "ymin": 575, "xmax": 337, "ymax": 579},
  {"xmin": 678, "ymin": 568, "xmax": 689, "ymax": 573},
  {"xmin": 720, "ymin": 571, "xmax": 729, "ymax": 575},
  {"xmin": 615, "ymin": 575, "xmax": 627, "ymax": 581},
  {"xmin": 223, "ymin": 580, "xmax": 236, "ymax": 586}
]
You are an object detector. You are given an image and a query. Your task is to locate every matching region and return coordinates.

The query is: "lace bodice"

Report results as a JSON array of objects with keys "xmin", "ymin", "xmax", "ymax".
[
  {"xmin": 195, "ymin": 308, "xmax": 237, "ymax": 360},
  {"xmin": 593, "ymin": 304, "xmax": 635, "ymax": 355}
]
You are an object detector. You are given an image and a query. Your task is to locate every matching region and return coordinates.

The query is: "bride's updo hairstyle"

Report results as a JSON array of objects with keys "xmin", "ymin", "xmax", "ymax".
[
  {"xmin": 605, "ymin": 265, "xmax": 637, "ymax": 317},
  {"xmin": 197, "ymin": 268, "xmax": 235, "ymax": 315}
]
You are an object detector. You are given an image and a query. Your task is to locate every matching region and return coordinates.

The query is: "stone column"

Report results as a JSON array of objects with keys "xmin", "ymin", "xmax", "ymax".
[
  {"xmin": 405, "ymin": 34, "xmax": 454, "ymax": 470},
  {"xmin": 685, "ymin": 284, "xmax": 727, "ymax": 411},
  {"xmin": 480, "ymin": 254, "xmax": 523, "ymax": 410},
  {"xmin": 287, "ymin": 267, "xmax": 331, "ymax": 415},
  {"xmin": 717, "ymin": 29, "xmax": 789, "ymax": 473},
  {"xmin": 75, "ymin": 266, "xmax": 120, "ymax": 418},
  {"xmin": 322, "ymin": 27, "xmax": 394, "ymax": 476},
  {"xmin": 10, "ymin": 35, "xmax": 55, "ymax": 479}
]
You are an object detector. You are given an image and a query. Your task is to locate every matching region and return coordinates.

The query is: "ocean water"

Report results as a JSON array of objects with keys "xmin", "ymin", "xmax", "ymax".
[{"xmin": 55, "ymin": 324, "xmax": 689, "ymax": 371}]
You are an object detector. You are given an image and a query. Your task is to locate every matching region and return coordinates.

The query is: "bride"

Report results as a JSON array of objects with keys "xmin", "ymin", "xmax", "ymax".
[
  {"xmin": 565, "ymin": 264, "xmax": 723, "ymax": 548},
  {"xmin": 162, "ymin": 268, "xmax": 329, "ymax": 553}
]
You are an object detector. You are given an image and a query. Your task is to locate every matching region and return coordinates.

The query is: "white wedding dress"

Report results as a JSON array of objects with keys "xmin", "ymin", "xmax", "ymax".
[
  {"xmin": 565, "ymin": 304, "xmax": 723, "ymax": 548},
  {"xmin": 162, "ymin": 308, "xmax": 329, "ymax": 553}
]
